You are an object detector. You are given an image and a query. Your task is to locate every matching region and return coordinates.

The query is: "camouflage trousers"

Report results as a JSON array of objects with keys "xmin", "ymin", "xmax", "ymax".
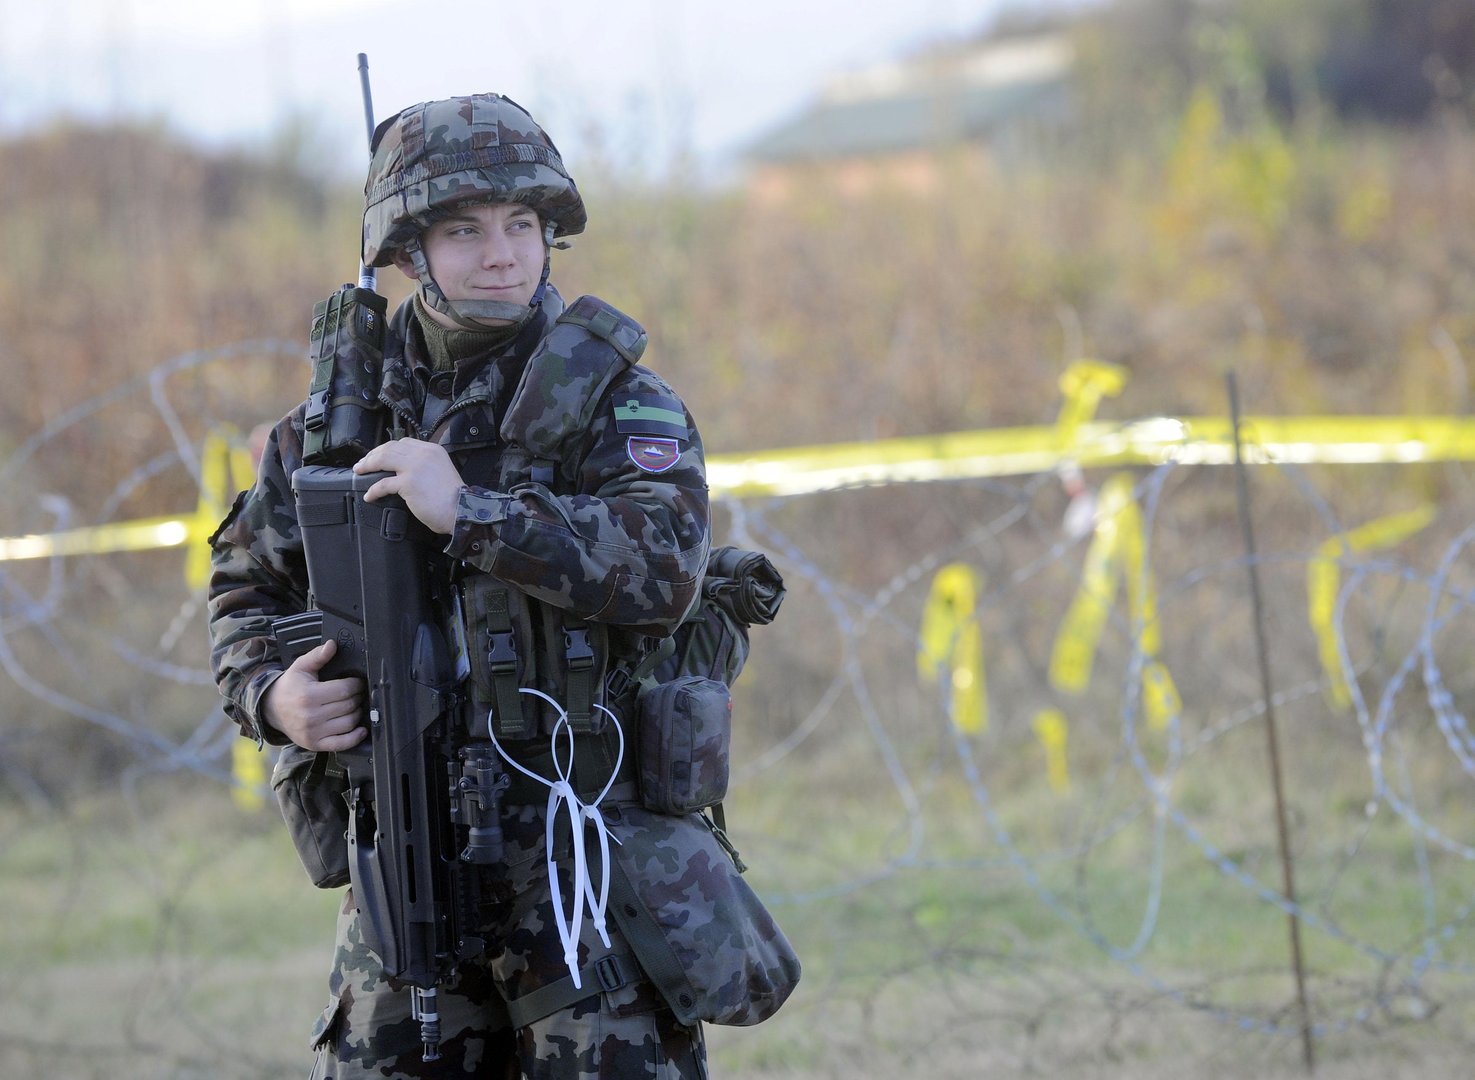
[{"xmin": 307, "ymin": 804, "xmax": 709, "ymax": 1079}]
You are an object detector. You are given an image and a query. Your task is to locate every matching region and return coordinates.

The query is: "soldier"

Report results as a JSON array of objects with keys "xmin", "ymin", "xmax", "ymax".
[{"xmin": 208, "ymin": 93, "xmax": 718, "ymax": 1078}]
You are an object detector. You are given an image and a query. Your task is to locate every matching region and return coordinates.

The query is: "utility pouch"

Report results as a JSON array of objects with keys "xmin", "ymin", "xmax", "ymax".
[
  {"xmin": 270, "ymin": 744, "xmax": 351, "ymax": 889},
  {"xmin": 462, "ymin": 576, "xmax": 610, "ymax": 740},
  {"xmin": 302, "ymin": 284, "xmax": 388, "ymax": 466},
  {"xmin": 636, "ymin": 676, "xmax": 731, "ymax": 814},
  {"xmin": 605, "ymin": 805, "xmax": 801, "ymax": 1027}
]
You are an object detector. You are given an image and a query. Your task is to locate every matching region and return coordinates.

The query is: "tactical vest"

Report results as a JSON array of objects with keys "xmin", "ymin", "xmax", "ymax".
[{"xmin": 457, "ymin": 297, "xmax": 648, "ymax": 754}]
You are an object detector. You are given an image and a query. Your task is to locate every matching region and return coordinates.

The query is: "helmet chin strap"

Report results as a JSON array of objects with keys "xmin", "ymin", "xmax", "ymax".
[{"xmin": 406, "ymin": 224, "xmax": 557, "ymax": 332}]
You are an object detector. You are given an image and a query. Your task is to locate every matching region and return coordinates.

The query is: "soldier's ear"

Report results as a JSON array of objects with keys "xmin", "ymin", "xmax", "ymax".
[{"xmin": 392, "ymin": 250, "xmax": 418, "ymax": 281}]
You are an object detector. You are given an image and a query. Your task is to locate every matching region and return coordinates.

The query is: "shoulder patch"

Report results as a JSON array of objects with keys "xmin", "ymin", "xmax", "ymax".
[
  {"xmin": 613, "ymin": 393, "xmax": 687, "ymax": 439},
  {"xmin": 627, "ymin": 437, "xmax": 682, "ymax": 473}
]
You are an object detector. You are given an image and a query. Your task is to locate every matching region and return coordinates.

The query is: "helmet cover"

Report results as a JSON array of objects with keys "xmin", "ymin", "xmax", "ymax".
[{"xmin": 362, "ymin": 93, "xmax": 586, "ymax": 269}]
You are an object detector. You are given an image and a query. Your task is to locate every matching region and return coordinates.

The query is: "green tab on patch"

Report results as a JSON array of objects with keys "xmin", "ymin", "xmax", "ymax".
[{"xmin": 614, "ymin": 394, "xmax": 687, "ymax": 439}]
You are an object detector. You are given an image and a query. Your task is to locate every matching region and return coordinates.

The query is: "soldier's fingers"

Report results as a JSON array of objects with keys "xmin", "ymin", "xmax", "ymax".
[
  {"xmin": 360, "ymin": 473, "xmax": 400, "ymax": 504},
  {"xmin": 313, "ymin": 674, "xmax": 365, "ymax": 700},
  {"xmin": 352, "ymin": 443, "xmax": 393, "ymax": 470},
  {"xmin": 303, "ymin": 681, "xmax": 363, "ymax": 713},
  {"xmin": 311, "ymin": 725, "xmax": 368, "ymax": 753},
  {"xmin": 314, "ymin": 709, "xmax": 364, "ymax": 736},
  {"xmin": 292, "ymin": 639, "xmax": 338, "ymax": 673},
  {"xmin": 354, "ymin": 441, "xmax": 412, "ymax": 474}
]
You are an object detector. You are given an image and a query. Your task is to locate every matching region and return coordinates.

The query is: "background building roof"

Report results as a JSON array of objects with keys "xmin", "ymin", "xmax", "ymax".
[{"xmin": 747, "ymin": 32, "xmax": 1074, "ymax": 164}]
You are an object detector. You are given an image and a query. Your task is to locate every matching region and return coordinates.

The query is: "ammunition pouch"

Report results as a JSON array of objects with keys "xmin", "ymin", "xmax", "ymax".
[{"xmin": 462, "ymin": 574, "xmax": 612, "ymax": 741}]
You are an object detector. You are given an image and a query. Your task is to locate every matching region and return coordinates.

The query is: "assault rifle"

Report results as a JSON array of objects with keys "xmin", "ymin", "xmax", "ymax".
[
  {"xmin": 273, "ymin": 466, "xmax": 508, "ymax": 1062},
  {"xmin": 274, "ymin": 57, "xmax": 505, "ymax": 1063}
]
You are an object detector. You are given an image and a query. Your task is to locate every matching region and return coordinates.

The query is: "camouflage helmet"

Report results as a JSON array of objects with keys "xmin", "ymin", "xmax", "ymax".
[{"xmin": 362, "ymin": 93, "xmax": 586, "ymax": 269}]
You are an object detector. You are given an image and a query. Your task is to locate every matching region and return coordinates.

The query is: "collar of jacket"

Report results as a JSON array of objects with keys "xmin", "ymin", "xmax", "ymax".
[{"xmin": 378, "ymin": 286, "xmax": 566, "ymax": 439}]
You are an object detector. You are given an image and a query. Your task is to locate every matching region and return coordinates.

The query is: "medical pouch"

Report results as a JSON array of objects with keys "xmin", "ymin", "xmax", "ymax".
[{"xmin": 636, "ymin": 675, "xmax": 732, "ymax": 814}]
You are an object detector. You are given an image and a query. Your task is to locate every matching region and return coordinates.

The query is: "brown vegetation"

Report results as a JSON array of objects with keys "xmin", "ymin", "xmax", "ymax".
[{"xmin": 3, "ymin": 72, "xmax": 1475, "ymax": 783}]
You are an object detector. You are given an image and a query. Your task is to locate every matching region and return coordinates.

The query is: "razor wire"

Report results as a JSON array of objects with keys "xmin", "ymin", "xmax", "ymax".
[
  {"xmin": 718, "ymin": 465, "xmax": 1475, "ymax": 1046},
  {"xmin": 2, "ymin": 343, "xmax": 1475, "ymax": 1074}
]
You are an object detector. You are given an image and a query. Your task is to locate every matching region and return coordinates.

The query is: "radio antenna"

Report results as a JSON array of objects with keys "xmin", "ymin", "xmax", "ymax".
[{"xmin": 356, "ymin": 53, "xmax": 377, "ymax": 291}]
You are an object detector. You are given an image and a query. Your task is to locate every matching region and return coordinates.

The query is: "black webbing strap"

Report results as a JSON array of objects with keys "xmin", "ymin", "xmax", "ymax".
[
  {"xmin": 297, "ymin": 495, "xmax": 351, "ymax": 529},
  {"xmin": 563, "ymin": 622, "xmax": 597, "ymax": 733},
  {"xmin": 570, "ymin": 723, "xmax": 617, "ymax": 800},
  {"xmin": 498, "ymin": 741, "xmax": 639, "ymax": 806},
  {"xmin": 485, "ymin": 588, "xmax": 533, "ymax": 739},
  {"xmin": 503, "ymin": 950, "xmax": 640, "ymax": 1031}
]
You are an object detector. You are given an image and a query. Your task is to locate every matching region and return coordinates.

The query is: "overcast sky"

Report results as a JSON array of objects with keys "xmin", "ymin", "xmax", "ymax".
[{"xmin": 0, "ymin": 0, "xmax": 1050, "ymax": 181}]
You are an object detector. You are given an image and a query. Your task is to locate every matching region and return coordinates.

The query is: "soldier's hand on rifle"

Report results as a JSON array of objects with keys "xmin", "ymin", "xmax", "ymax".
[
  {"xmin": 354, "ymin": 439, "xmax": 464, "ymax": 535},
  {"xmin": 261, "ymin": 639, "xmax": 367, "ymax": 751}
]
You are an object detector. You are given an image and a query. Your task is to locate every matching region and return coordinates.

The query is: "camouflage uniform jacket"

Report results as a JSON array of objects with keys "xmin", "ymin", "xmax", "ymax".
[{"xmin": 208, "ymin": 286, "xmax": 711, "ymax": 745}]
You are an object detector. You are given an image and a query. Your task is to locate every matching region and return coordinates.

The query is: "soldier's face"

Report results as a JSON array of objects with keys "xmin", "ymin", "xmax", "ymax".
[{"xmin": 398, "ymin": 202, "xmax": 546, "ymax": 326}]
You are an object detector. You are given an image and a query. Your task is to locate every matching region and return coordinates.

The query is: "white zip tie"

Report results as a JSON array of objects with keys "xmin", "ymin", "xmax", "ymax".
[{"xmin": 487, "ymin": 687, "xmax": 624, "ymax": 989}]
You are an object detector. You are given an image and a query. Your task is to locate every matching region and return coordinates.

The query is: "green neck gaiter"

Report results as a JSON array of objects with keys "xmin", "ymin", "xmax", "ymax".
[{"xmin": 414, "ymin": 293, "xmax": 521, "ymax": 372}]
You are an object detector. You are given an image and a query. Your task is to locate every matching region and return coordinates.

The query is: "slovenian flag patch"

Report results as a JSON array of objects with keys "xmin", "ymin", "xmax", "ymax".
[
  {"xmin": 613, "ymin": 395, "xmax": 687, "ymax": 439},
  {"xmin": 627, "ymin": 437, "xmax": 682, "ymax": 473}
]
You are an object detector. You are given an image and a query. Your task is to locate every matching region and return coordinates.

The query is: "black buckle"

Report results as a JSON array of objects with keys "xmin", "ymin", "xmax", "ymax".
[
  {"xmin": 304, "ymin": 389, "xmax": 330, "ymax": 431},
  {"xmin": 487, "ymin": 630, "xmax": 517, "ymax": 674},
  {"xmin": 595, "ymin": 954, "xmax": 629, "ymax": 993},
  {"xmin": 564, "ymin": 628, "xmax": 594, "ymax": 669},
  {"xmin": 605, "ymin": 665, "xmax": 634, "ymax": 701}
]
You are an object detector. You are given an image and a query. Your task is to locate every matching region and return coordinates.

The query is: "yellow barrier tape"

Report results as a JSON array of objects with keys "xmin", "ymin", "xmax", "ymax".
[
  {"xmin": 185, "ymin": 430, "xmax": 256, "ymax": 591},
  {"xmin": 704, "ymin": 415, "xmax": 1475, "ymax": 498},
  {"xmin": 1055, "ymin": 360, "xmax": 1127, "ymax": 450},
  {"xmin": 1048, "ymin": 473, "xmax": 1180, "ymax": 730},
  {"xmin": 1307, "ymin": 505, "xmax": 1436, "ymax": 709},
  {"xmin": 918, "ymin": 563, "xmax": 987, "ymax": 733},
  {"xmin": 0, "ymin": 516, "xmax": 193, "ymax": 559},
  {"xmin": 1032, "ymin": 708, "xmax": 1071, "ymax": 793},
  {"xmin": 1048, "ymin": 482, "xmax": 1122, "ymax": 694},
  {"xmin": 0, "ymin": 429, "xmax": 256, "ymax": 588},
  {"xmin": 231, "ymin": 738, "xmax": 267, "ymax": 812},
  {"xmin": 3, "ymin": 417, "xmax": 1473, "ymax": 560},
  {"xmin": 1050, "ymin": 475, "xmax": 1135, "ymax": 689}
]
